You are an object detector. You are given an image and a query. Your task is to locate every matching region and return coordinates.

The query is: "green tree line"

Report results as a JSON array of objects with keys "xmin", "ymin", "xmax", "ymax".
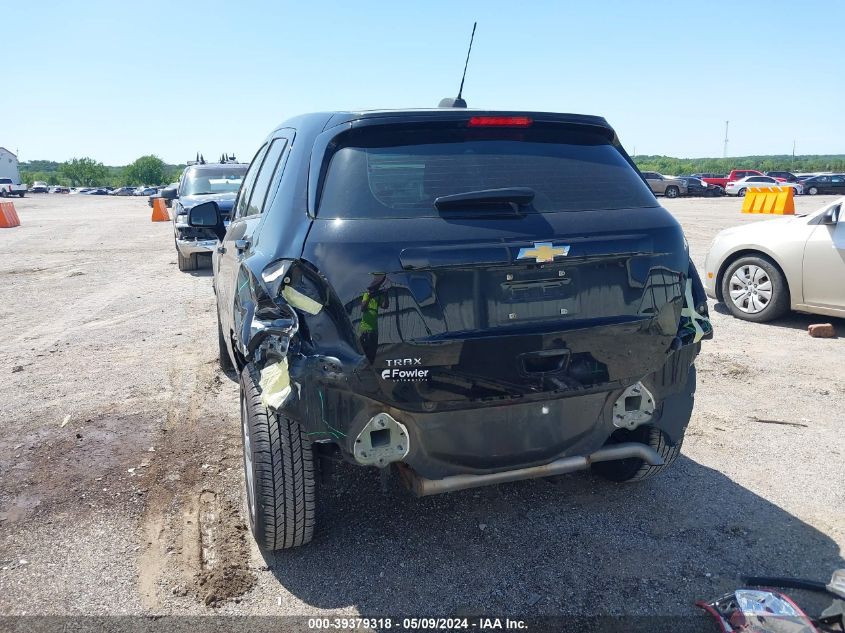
[
  {"xmin": 631, "ymin": 154, "xmax": 845, "ymax": 176},
  {"xmin": 18, "ymin": 152, "xmax": 845, "ymax": 188},
  {"xmin": 19, "ymin": 155, "xmax": 185, "ymax": 188}
]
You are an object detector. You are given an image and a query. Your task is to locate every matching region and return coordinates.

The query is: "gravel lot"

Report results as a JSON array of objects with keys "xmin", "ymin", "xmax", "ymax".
[{"xmin": 0, "ymin": 194, "xmax": 843, "ymax": 625}]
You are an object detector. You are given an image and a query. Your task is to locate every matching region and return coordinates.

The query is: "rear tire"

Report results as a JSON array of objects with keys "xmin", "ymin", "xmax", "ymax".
[
  {"xmin": 665, "ymin": 186, "xmax": 679, "ymax": 198},
  {"xmin": 737, "ymin": 188, "xmax": 747, "ymax": 197},
  {"xmin": 177, "ymin": 250, "xmax": 198, "ymax": 271},
  {"xmin": 592, "ymin": 426, "xmax": 682, "ymax": 482},
  {"xmin": 240, "ymin": 366, "xmax": 316, "ymax": 550},
  {"xmin": 808, "ymin": 186, "xmax": 819, "ymax": 195},
  {"xmin": 18, "ymin": 192, "xmax": 25, "ymax": 198}
]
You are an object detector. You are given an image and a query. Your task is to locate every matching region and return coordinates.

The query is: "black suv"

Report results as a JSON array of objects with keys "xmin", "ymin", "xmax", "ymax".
[{"xmin": 188, "ymin": 109, "xmax": 712, "ymax": 550}]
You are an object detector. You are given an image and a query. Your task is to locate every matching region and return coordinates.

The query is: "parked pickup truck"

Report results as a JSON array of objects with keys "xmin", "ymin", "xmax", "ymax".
[
  {"xmin": 701, "ymin": 170, "xmax": 767, "ymax": 189},
  {"xmin": 0, "ymin": 178, "xmax": 26, "ymax": 198}
]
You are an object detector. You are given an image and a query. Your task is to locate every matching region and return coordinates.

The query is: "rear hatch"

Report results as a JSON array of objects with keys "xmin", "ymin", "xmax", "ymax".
[{"xmin": 301, "ymin": 114, "xmax": 689, "ymax": 408}]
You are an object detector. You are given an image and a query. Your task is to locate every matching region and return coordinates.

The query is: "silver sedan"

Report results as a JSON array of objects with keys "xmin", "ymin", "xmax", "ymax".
[{"xmin": 703, "ymin": 198, "xmax": 845, "ymax": 321}]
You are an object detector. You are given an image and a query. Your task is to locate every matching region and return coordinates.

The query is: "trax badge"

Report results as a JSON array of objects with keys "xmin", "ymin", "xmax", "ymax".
[{"xmin": 517, "ymin": 242, "xmax": 570, "ymax": 263}]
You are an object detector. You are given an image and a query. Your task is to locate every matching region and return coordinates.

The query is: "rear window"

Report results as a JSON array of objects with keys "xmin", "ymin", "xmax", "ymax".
[{"xmin": 317, "ymin": 124, "xmax": 657, "ymax": 218}]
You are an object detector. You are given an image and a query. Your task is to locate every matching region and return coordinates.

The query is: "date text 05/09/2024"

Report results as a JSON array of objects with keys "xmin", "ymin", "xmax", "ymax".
[{"xmin": 306, "ymin": 617, "xmax": 529, "ymax": 630}]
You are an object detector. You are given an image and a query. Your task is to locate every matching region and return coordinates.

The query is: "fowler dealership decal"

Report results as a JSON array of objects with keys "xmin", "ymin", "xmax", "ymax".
[
  {"xmin": 381, "ymin": 358, "xmax": 430, "ymax": 381},
  {"xmin": 381, "ymin": 367, "xmax": 430, "ymax": 381}
]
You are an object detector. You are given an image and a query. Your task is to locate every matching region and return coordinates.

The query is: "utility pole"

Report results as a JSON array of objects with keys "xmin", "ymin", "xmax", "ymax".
[
  {"xmin": 791, "ymin": 140, "xmax": 796, "ymax": 171},
  {"xmin": 722, "ymin": 121, "xmax": 729, "ymax": 158}
]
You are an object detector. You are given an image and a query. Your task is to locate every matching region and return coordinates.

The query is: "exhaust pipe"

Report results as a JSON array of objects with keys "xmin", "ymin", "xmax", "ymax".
[{"xmin": 399, "ymin": 442, "xmax": 663, "ymax": 497}]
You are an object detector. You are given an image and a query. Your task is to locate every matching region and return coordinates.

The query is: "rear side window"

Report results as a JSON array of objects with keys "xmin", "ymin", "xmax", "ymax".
[
  {"xmin": 318, "ymin": 124, "xmax": 657, "ymax": 219},
  {"xmin": 234, "ymin": 144, "xmax": 269, "ymax": 218},
  {"xmin": 243, "ymin": 138, "xmax": 288, "ymax": 217}
]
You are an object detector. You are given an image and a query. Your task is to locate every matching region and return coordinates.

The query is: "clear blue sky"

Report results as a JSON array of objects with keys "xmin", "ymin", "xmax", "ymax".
[{"xmin": 5, "ymin": 0, "xmax": 844, "ymax": 165}]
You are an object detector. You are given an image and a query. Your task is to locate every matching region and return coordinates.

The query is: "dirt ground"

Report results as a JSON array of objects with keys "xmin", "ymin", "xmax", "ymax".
[{"xmin": 0, "ymin": 193, "xmax": 843, "ymax": 624}]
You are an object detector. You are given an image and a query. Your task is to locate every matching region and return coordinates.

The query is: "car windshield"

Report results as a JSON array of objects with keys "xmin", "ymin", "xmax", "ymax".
[
  {"xmin": 318, "ymin": 124, "xmax": 658, "ymax": 219},
  {"xmin": 181, "ymin": 166, "xmax": 246, "ymax": 196}
]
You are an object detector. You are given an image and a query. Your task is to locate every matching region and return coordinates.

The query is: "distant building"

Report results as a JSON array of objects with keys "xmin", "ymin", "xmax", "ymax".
[{"xmin": 0, "ymin": 147, "xmax": 21, "ymax": 183}]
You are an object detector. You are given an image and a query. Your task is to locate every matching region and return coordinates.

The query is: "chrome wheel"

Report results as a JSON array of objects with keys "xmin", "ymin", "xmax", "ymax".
[
  {"xmin": 241, "ymin": 396, "xmax": 256, "ymax": 524},
  {"xmin": 728, "ymin": 264, "xmax": 772, "ymax": 314}
]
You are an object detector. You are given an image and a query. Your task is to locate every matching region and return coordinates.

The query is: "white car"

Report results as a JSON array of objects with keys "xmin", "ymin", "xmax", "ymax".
[
  {"xmin": 725, "ymin": 175, "xmax": 802, "ymax": 197},
  {"xmin": 703, "ymin": 198, "xmax": 845, "ymax": 321}
]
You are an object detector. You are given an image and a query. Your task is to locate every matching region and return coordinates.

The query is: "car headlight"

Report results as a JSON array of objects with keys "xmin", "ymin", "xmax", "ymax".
[{"xmin": 176, "ymin": 214, "xmax": 187, "ymax": 224}]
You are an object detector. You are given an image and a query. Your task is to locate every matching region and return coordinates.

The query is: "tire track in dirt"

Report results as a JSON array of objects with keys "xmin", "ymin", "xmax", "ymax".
[{"xmin": 137, "ymin": 352, "xmax": 253, "ymax": 610}]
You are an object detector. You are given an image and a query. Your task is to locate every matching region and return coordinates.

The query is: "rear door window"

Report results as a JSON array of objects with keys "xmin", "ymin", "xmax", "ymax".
[
  {"xmin": 234, "ymin": 144, "xmax": 269, "ymax": 218},
  {"xmin": 318, "ymin": 125, "xmax": 657, "ymax": 219},
  {"xmin": 243, "ymin": 138, "xmax": 288, "ymax": 217}
]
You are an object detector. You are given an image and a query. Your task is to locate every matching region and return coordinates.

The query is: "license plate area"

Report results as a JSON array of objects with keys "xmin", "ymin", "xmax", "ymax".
[{"xmin": 488, "ymin": 265, "xmax": 580, "ymax": 324}]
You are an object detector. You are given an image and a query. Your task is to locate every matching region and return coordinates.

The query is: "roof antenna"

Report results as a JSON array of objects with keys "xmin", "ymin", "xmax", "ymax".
[{"xmin": 439, "ymin": 22, "xmax": 476, "ymax": 108}]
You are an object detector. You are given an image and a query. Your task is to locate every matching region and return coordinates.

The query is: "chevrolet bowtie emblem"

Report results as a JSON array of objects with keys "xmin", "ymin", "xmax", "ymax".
[{"xmin": 517, "ymin": 242, "xmax": 570, "ymax": 263}]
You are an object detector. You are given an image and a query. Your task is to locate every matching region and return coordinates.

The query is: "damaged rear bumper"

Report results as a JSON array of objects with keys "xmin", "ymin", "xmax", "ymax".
[{"xmin": 260, "ymin": 343, "xmax": 697, "ymax": 481}]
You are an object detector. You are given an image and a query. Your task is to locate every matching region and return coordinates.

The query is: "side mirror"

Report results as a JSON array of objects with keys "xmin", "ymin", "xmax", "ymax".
[
  {"xmin": 188, "ymin": 201, "xmax": 226, "ymax": 241},
  {"xmin": 160, "ymin": 187, "xmax": 177, "ymax": 200},
  {"xmin": 822, "ymin": 205, "xmax": 841, "ymax": 225}
]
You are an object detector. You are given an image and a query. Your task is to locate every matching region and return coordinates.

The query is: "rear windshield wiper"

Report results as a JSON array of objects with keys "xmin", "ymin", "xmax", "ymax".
[{"xmin": 434, "ymin": 187, "xmax": 535, "ymax": 213}]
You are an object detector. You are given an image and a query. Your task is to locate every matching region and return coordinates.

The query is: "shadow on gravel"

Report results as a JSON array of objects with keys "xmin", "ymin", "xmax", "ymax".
[
  {"xmin": 264, "ymin": 455, "xmax": 843, "ymax": 623},
  {"xmin": 713, "ymin": 301, "xmax": 844, "ymax": 334},
  {"xmin": 186, "ymin": 268, "xmax": 214, "ymax": 279}
]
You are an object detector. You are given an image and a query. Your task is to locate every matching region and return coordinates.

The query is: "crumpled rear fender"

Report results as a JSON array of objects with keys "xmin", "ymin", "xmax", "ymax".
[{"xmin": 231, "ymin": 259, "xmax": 363, "ymax": 424}]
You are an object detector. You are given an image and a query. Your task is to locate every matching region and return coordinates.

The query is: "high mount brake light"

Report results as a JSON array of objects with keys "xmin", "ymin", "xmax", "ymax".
[{"xmin": 468, "ymin": 116, "xmax": 533, "ymax": 127}]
